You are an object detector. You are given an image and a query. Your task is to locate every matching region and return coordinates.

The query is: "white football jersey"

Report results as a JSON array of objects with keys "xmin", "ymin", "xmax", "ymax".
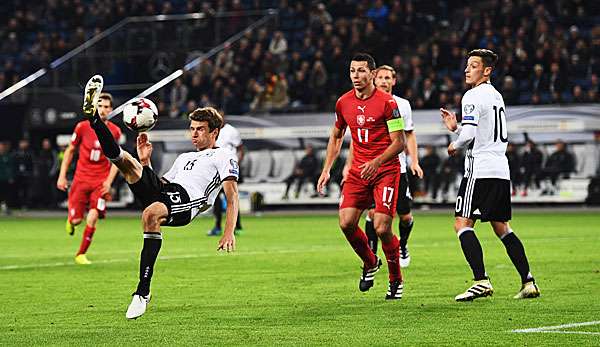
[
  {"xmin": 460, "ymin": 82, "xmax": 510, "ymax": 179},
  {"xmin": 162, "ymin": 147, "xmax": 239, "ymax": 217},
  {"xmin": 215, "ymin": 123, "xmax": 242, "ymax": 156},
  {"xmin": 394, "ymin": 95, "xmax": 413, "ymax": 174}
]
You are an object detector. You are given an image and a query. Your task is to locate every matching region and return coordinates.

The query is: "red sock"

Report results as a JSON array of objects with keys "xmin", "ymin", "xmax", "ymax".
[
  {"xmin": 77, "ymin": 226, "xmax": 96, "ymax": 255},
  {"xmin": 382, "ymin": 235, "xmax": 402, "ymax": 282},
  {"xmin": 345, "ymin": 227, "xmax": 377, "ymax": 267}
]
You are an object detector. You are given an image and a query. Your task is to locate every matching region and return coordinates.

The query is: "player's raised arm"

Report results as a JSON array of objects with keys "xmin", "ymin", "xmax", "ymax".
[
  {"xmin": 136, "ymin": 133, "xmax": 153, "ymax": 167},
  {"xmin": 317, "ymin": 126, "xmax": 345, "ymax": 194},
  {"xmin": 440, "ymin": 108, "xmax": 459, "ymax": 133},
  {"xmin": 218, "ymin": 178, "xmax": 238, "ymax": 252}
]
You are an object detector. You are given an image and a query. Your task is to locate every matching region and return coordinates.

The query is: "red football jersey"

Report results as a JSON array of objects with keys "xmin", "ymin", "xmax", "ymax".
[
  {"xmin": 70, "ymin": 120, "xmax": 121, "ymax": 183},
  {"xmin": 334, "ymin": 88, "xmax": 402, "ymax": 171}
]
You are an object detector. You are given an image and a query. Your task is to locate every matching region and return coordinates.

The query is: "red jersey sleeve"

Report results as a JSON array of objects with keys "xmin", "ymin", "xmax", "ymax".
[
  {"xmin": 384, "ymin": 98, "xmax": 400, "ymax": 121},
  {"xmin": 334, "ymin": 99, "xmax": 347, "ymax": 130},
  {"xmin": 70, "ymin": 122, "xmax": 83, "ymax": 147},
  {"xmin": 113, "ymin": 125, "xmax": 122, "ymax": 141}
]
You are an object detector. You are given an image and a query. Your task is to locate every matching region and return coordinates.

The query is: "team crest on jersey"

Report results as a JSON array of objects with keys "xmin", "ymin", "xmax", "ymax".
[
  {"xmin": 392, "ymin": 108, "xmax": 401, "ymax": 118},
  {"xmin": 229, "ymin": 159, "xmax": 239, "ymax": 175},
  {"xmin": 357, "ymin": 114, "xmax": 366, "ymax": 126},
  {"xmin": 463, "ymin": 104, "xmax": 475, "ymax": 114}
]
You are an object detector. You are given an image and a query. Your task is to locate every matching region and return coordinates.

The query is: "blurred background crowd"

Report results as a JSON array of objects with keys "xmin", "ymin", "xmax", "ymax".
[{"xmin": 1, "ymin": 0, "xmax": 599, "ymax": 114}]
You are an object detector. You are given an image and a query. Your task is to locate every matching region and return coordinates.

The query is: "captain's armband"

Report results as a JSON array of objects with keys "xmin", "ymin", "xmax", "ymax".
[{"xmin": 386, "ymin": 118, "xmax": 405, "ymax": 132}]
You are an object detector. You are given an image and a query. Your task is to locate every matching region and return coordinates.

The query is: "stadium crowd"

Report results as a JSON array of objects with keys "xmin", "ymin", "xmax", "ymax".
[{"xmin": 1, "ymin": 0, "xmax": 599, "ymax": 114}]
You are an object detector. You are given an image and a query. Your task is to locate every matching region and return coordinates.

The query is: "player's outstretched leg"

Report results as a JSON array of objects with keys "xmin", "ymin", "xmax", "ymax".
[
  {"xmin": 493, "ymin": 222, "xmax": 540, "ymax": 299},
  {"xmin": 455, "ymin": 225, "xmax": 492, "ymax": 301},
  {"xmin": 82, "ymin": 75, "xmax": 103, "ymax": 119},
  {"xmin": 83, "ymin": 75, "xmax": 122, "ymax": 161},
  {"xmin": 126, "ymin": 202, "xmax": 166, "ymax": 319}
]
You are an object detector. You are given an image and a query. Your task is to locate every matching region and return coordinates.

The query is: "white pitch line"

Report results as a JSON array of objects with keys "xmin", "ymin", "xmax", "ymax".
[
  {"xmin": 0, "ymin": 246, "xmax": 347, "ymax": 271},
  {"xmin": 512, "ymin": 320, "xmax": 600, "ymax": 335}
]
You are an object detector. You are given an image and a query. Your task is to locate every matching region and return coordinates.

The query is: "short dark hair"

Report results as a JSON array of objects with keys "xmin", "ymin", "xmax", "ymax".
[
  {"xmin": 188, "ymin": 107, "xmax": 223, "ymax": 132},
  {"xmin": 352, "ymin": 53, "xmax": 376, "ymax": 70},
  {"xmin": 98, "ymin": 93, "xmax": 113, "ymax": 107},
  {"xmin": 468, "ymin": 49, "xmax": 498, "ymax": 69}
]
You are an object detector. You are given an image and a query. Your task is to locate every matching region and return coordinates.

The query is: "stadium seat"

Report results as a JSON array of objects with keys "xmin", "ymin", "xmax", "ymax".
[
  {"xmin": 243, "ymin": 150, "xmax": 273, "ymax": 183},
  {"xmin": 268, "ymin": 150, "xmax": 296, "ymax": 183}
]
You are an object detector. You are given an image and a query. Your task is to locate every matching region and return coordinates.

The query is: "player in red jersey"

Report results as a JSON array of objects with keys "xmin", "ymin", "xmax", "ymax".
[
  {"xmin": 56, "ymin": 93, "xmax": 121, "ymax": 265},
  {"xmin": 317, "ymin": 53, "xmax": 406, "ymax": 300}
]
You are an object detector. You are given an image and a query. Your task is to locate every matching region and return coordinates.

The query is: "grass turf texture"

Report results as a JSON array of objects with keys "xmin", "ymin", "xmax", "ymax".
[{"xmin": 1, "ymin": 211, "xmax": 599, "ymax": 346}]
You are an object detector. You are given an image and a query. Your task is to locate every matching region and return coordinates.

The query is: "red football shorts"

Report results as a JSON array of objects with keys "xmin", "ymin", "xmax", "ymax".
[
  {"xmin": 68, "ymin": 179, "xmax": 109, "ymax": 221},
  {"xmin": 340, "ymin": 166, "xmax": 400, "ymax": 217}
]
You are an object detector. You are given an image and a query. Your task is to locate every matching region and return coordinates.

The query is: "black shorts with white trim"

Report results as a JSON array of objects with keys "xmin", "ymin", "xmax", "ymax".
[
  {"xmin": 454, "ymin": 177, "xmax": 511, "ymax": 222},
  {"xmin": 128, "ymin": 166, "xmax": 193, "ymax": 227},
  {"xmin": 396, "ymin": 173, "xmax": 412, "ymax": 215}
]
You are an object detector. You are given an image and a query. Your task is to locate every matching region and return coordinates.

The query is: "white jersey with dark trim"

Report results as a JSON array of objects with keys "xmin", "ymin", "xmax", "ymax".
[
  {"xmin": 460, "ymin": 82, "xmax": 510, "ymax": 179},
  {"xmin": 394, "ymin": 95, "xmax": 413, "ymax": 174},
  {"xmin": 215, "ymin": 123, "xmax": 242, "ymax": 156},
  {"xmin": 162, "ymin": 147, "xmax": 239, "ymax": 216}
]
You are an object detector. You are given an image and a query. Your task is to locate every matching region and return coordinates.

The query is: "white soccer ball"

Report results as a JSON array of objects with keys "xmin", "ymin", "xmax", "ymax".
[{"xmin": 122, "ymin": 97, "xmax": 158, "ymax": 132}]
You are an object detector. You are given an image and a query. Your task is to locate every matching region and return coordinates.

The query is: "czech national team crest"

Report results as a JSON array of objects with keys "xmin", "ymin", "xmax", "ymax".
[{"xmin": 357, "ymin": 114, "xmax": 365, "ymax": 126}]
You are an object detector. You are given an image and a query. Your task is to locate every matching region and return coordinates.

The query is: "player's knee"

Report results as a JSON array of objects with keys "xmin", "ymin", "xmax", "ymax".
[
  {"xmin": 367, "ymin": 209, "xmax": 375, "ymax": 220},
  {"xmin": 70, "ymin": 218, "xmax": 82, "ymax": 226},
  {"xmin": 374, "ymin": 224, "xmax": 391, "ymax": 237},
  {"xmin": 454, "ymin": 219, "xmax": 471, "ymax": 233},
  {"xmin": 339, "ymin": 219, "xmax": 356, "ymax": 234},
  {"xmin": 142, "ymin": 207, "xmax": 161, "ymax": 230},
  {"xmin": 399, "ymin": 213, "xmax": 413, "ymax": 226}
]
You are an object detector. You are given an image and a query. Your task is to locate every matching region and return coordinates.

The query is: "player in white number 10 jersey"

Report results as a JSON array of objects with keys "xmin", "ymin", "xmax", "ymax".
[{"xmin": 440, "ymin": 49, "xmax": 540, "ymax": 302}]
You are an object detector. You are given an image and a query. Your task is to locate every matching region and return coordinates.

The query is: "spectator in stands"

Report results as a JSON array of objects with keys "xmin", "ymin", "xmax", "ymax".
[
  {"xmin": 572, "ymin": 85, "xmax": 586, "ymax": 103},
  {"xmin": 548, "ymin": 62, "xmax": 567, "ymax": 97},
  {"xmin": 12, "ymin": 139, "xmax": 34, "ymax": 209},
  {"xmin": 0, "ymin": 141, "xmax": 14, "ymax": 214},
  {"xmin": 366, "ymin": 0, "xmax": 389, "ymax": 30},
  {"xmin": 530, "ymin": 64, "xmax": 548, "ymax": 94},
  {"xmin": 520, "ymin": 137, "xmax": 544, "ymax": 197},
  {"xmin": 33, "ymin": 138, "xmax": 59, "ymax": 208},
  {"xmin": 506, "ymin": 143, "xmax": 521, "ymax": 196},
  {"xmin": 282, "ymin": 145, "xmax": 319, "ymax": 200},
  {"xmin": 420, "ymin": 145, "xmax": 440, "ymax": 200},
  {"xmin": 502, "ymin": 76, "xmax": 519, "ymax": 105},
  {"xmin": 539, "ymin": 140, "xmax": 577, "ymax": 195},
  {"xmin": 268, "ymin": 31, "xmax": 288, "ymax": 60},
  {"xmin": 170, "ymin": 78, "xmax": 188, "ymax": 113},
  {"xmin": 309, "ymin": 60, "xmax": 328, "ymax": 109}
]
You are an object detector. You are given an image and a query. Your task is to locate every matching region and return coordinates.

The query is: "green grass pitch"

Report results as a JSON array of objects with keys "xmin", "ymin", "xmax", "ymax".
[{"xmin": 1, "ymin": 211, "xmax": 599, "ymax": 346}]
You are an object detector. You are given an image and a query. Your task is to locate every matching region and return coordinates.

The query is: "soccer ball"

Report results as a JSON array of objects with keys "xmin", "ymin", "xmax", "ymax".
[{"xmin": 122, "ymin": 97, "xmax": 158, "ymax": 132}]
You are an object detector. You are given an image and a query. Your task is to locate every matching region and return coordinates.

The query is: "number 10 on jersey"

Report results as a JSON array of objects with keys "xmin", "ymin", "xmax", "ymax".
[{"xmin": 493, "ymin": 106, "xmax": 508, "ymax": 143}]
